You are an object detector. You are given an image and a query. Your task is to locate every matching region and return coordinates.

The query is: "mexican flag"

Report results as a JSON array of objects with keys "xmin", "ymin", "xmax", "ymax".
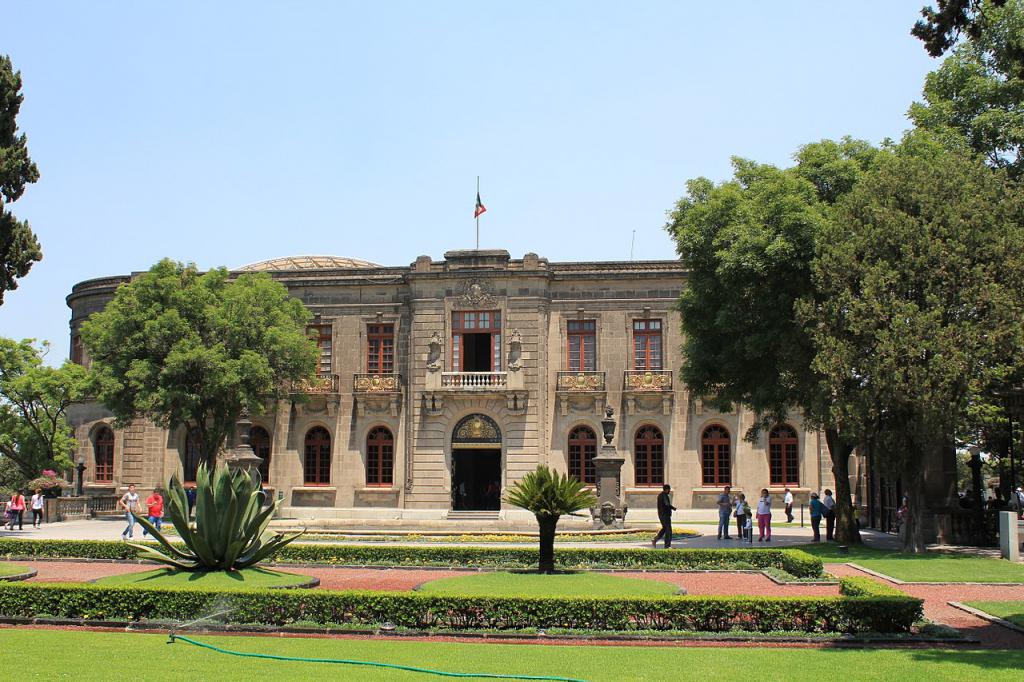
[{"xmin": 474, "ymin": 191, "xmax": 487, "ymax": 218}]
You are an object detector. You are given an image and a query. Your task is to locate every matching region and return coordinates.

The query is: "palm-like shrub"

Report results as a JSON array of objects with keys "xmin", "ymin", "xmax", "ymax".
[
  {"xmin": 505, "ymin": 465, "xmax": 597, "ymax": 574},
  {"xmin": 131, "ymin": 463, "xmax": 301, "ymax": 571}
]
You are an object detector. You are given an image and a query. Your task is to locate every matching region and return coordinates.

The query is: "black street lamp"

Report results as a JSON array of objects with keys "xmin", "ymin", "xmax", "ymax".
[{"xmin": 75, "ymin": 456, "xmax": 86, "ymax": 497}]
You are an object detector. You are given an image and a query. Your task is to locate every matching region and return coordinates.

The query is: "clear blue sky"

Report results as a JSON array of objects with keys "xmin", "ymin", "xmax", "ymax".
[{"xmin": 1, "ymin": 1, "xmax": 938, "ymax": 364}]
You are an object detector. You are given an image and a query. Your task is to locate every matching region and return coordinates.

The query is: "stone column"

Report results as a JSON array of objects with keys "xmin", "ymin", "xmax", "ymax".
[
  {"xmin": 591, "ymin": 406, "xmax": 627, "ymax": 529},
  {"xmin": 999, "ymin": 511, "xmax": 1020, "ymax": 561}
]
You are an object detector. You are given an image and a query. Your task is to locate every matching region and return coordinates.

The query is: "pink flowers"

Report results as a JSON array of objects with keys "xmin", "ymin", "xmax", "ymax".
[{"xmin": 41, "ymin": 469, "xmax": 57, "ymax": 478}]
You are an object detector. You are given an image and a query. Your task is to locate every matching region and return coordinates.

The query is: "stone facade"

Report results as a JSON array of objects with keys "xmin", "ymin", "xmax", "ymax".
[{"xmin": 66, "ymin": 250, "xmax": 834, "ymax": 523}]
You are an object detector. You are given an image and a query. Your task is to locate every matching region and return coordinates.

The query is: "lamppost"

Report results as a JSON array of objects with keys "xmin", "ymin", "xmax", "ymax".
[{"xmin": 75, "ymin": 455, "xmax": 86, "ymax": 497}]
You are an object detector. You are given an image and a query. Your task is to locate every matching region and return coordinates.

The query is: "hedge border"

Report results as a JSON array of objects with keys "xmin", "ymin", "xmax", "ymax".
[
  {"xmin": 0, "ymin": 539, "xmax": 823, "ymax": 577},
  {"xmin": 0, "ymin": 578, "xmax": 921, "ymax": 634}
]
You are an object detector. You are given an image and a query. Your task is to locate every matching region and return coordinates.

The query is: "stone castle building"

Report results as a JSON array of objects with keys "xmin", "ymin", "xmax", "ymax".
[{"xmin": 66, "ymin": 250, "xmax": 835, "ymax": 524}]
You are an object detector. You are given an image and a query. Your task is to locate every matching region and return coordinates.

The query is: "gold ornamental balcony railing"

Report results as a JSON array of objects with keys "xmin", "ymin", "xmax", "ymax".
[
  {"xmin": 623, "ymin": 370, "xmax": 673, "ymax": 391},
  {"xmin": 556, "ymin": 371, "xmax": 606, "ymax": 392},
  {"xmin": 353, "ymin": 373, "xmax": 403, "ymax": 393},
  {"xmin": 292, "ymin": 373, "xmax": 340, "ymax": 394}
]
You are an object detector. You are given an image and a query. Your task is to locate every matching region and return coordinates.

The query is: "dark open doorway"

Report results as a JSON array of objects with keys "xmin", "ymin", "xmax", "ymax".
[
  {"xmin": 462, "ymin": 333, "xmax": 492, "ymax": 371},
  {"xmin": 452, "ymin": 448, "xmax": 501, "ymax": 511}
]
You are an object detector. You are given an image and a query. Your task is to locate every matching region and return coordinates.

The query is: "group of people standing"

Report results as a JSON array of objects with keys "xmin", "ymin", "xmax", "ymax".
[
  {"xmin": 653, "ymin": 484, "xmax": 839, "ymax": 548},
  {"xmin": 3, "ymin": 489, "xmax": 46, "ymax": 530}
]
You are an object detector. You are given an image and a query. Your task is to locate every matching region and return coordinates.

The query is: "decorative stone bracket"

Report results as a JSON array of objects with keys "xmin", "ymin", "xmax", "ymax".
[
  {"xmin": 421, "ymin": 392, "xmax": 445, "ymax": 416},
  {"xmin": 506, "ymin": 390, "xmax": 528, "ymax": 415}
]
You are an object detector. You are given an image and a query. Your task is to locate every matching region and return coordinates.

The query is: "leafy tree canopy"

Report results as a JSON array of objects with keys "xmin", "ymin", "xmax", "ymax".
[
  {"xmin": 913, "ymin": 0, "xmax": 1010, "ymax": 57},
  {"xmin": 910, "ymin": 0, "xmax": 1024, "ymax": 176},
  {"xmin": 0, "ymin": 55, "xmax": 41, "ymax": 304},
  {"xmin": 0, "ymin": 338, "xmax": 89, "ymax": 479},
  {"xmin": 81, "ymin": 259, "xmax": 318, "ymax": 465}
]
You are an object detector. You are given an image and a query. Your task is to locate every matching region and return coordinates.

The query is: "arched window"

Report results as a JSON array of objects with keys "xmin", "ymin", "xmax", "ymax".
[
  {"xmin": 634, "ymin": 425, "xmax": 664, "ymax": 486},
  {"xmin": 701, "ymin": 426, "xmax": 731, "ymax": 486},
  {"xmin": 250, "ymin": 427, "xmax": 271, "ymax": 484},
  {"xmin": 304, "ymin": 427, "xmax": 331, "ymax": 485},
  {"xmin": 769, "ymin": 424, "xmax": 799, "ymax": 486},
  {"xmin": 366, "ymin": 426, "xmax": 394, "ymax": 486},
  {"xmin": 94, "ymin": 427, "xmax": 114, "ymax": 484},
  {"xmin": 568, "ymin": 425, "xmax": 597, "ymax": 484},
  {"xmin": 184, "ymin": 430, "xmax": 203, "ymax": 483}
]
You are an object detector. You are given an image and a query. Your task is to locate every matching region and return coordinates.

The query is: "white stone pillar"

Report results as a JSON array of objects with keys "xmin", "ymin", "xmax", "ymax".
[{"xmin": 999, "ymin": 511, "xmax": 1020, "ymax": 561}]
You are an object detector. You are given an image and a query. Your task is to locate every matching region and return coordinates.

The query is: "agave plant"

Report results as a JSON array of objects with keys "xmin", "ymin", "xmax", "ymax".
[
  {"xmin": 505, "ymin": 465, "xmax": 597, "ymax": 574},
  {"xmin": 130, "ymin": 463, "xmax": 302, "ymax": 571}
]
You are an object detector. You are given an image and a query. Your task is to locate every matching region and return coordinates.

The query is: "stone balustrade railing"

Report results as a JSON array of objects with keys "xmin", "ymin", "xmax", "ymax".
[{"xmin": 441, "ymin": 371, "xmax": 508, "ymax": 389}]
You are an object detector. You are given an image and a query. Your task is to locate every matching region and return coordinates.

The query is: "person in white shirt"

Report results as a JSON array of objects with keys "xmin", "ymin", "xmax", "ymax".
[
  {"xmin": 783, "ymin": 488, "xmax": 794, "ymax": 523},
  {"xmin": 756, "ymin": 488, "xmax": 773, "ymax": 542},
  {"xmin": 30, "ymin": 488, "xmax": 45, "ymax": 528},
  {"xmin": 821, "ymin": 489, "xmax": 836, "ymax": 541},
  {"xmin": 118, "ymin": 484, "xmax": 142, "ymax": 540}
]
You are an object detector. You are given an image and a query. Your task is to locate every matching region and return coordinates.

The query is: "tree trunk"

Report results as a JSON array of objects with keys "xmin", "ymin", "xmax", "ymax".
[
  {"xmin": 824, "ymin": 427, "xmax": 862, "ymax": 545},
  {"xmin": 537, "ymin": 514, "xmax": 559, "ymax": 574},
  {"xmin": 901, "ymin": 451, "xmax": 928, "ymax": 553}
]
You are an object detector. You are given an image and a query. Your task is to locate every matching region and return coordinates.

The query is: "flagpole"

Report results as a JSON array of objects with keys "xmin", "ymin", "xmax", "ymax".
[{"xmin": 475, "ymin": 176, "xmax": 480, "ymax": 250}]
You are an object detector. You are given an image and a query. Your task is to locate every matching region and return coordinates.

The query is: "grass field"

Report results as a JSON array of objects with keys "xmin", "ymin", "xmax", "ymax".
[
  {"xmin": 416, "ymin": 571, "xmax": 681, "ymax": 597},
  {"xmin": 0, "ymin": 561, "xmax": 28, "ymax": 577},
  {"xmin": 965, "ymin": 601, "xmax": 1024, "ymax": 627},
  {"xmin": 792, "ymin": 543, "xmax": 1024, "ymax": 583},
  {"xmin": 92, "ymin": 567, "xmax": 313, "ymax": 589},
  {"xmin": 0, "ymin": 630, "xmax": 1021, "ymax": 681}
]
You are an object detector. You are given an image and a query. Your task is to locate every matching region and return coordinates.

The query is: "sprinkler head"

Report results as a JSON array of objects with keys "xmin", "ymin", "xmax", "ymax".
[{"xmin": 380, "ymin": 621, "xmax": 396, "ymax": 632}]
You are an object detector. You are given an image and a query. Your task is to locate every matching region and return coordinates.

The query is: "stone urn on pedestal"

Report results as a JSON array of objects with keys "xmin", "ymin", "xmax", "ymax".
[
  {"xmin": 222, "ymin": 409, "xmax": 264, "ymax": 475},
  {"xmin": 590, "ymin": 406, "xmax": 627, "ymax": 529}
]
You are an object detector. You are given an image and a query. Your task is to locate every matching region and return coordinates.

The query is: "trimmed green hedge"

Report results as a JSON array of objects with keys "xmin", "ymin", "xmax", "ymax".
[
  {"xmin": 0, "ymin": 539, "xmax": 823, "ymax": 577},
  {"xmin": 0, "ymin": 579, "xmax": 921, "ymax": 633},
  {"xmin": 838, "ymin": 576, "xmax": 905, "ymax": 597}
]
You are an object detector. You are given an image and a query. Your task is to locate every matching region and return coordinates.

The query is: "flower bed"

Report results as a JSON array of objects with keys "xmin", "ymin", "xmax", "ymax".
[
  {"xmin": 0, "ymin": 539, "xmax": 823, "ymax": 578},
  {"xmin": 0, "ymin": 577, "xmax": 920, "ymax": 633}
]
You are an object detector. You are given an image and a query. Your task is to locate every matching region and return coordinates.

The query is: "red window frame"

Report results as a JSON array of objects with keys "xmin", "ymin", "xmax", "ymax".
[
  {"xmin": 94, "ymin": 427, "xmax": 114, "ymax": 484},
  {"xmin": 451, "ymin": 310, "xmax": 502, "ymax": 371},
  {"xmin": 634, "ymin": 425, "xmax": 665, "ymax": 486},
  {"xmin": 568, "ymin": 425, "xmax": 597, "ymax": 484},
  {"xmin": 632, "ymin": 319, "xmax": 663, "ymax": 371},
  {"xmin": 367, "ymin": 324, "xmax": 395, "ymax": 374},
  {"xmin": 183, "ymin": 430, "xmax": 203, "ymax": 484},
  {"xmin": 250, "ymin": 426, "xmax": 271, "ymax": 484},
  {"xmin": 567, "ymin": 320, "xmax": 596, "ymax": 372},
  {"xmin": 366, "ymin": 426, "xmax": 394, "ymax": 486},
  {"xmin": 769, "ymin": 424, "xmax": 799, "ymax": 486},
  {"xmin": 307, "ymin": 324, "xmax": 333, "ymax": 376},
  {"xmin": 701, "ymin": 425, "xmax": 731, "ymax": 486},
  {"xmin": 303, "ymin": 427, "xmax": 332, "ymax": 485}
]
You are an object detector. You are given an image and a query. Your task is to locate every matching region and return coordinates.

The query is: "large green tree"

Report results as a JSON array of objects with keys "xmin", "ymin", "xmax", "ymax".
[
  {"xmin": 665, "ymin": 138, "xmax": 877, "ymax": 545},
  {"xmin": 81, "ymin": 259, "xmax": 318, "ymax": 466},
  {"xmin": 0, "ymin": 338, "xmax": 89, "ymax": 479},
  {"xmin": 0, "ymin": 55, "xmax": 41, "ymax": 303},
  {"xmin": 803, "ymin": 134, "xmax": 1024, "ymax": 551},
  {"xmin": 910, "ymin": 0, "xmax": 1024, "ymax": 177},
  {"xmin": 913, "ymin": 1, "xmax": 1010, "ymax": 59}
]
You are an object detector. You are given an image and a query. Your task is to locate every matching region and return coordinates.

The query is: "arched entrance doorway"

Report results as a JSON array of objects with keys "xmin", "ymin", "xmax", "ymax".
[{"xmin": 451, "ymin": 414, "xmax": 501, "ymax": 511}]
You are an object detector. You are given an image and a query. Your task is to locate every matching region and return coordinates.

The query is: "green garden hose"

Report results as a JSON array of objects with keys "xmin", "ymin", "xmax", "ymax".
[{"xmin": 168, "ymin": 633, "xmax": 589, "ymax": 682}]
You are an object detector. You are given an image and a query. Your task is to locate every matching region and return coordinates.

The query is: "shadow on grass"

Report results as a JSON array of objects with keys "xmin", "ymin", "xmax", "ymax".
[{"xmin": 906, "ymin": 648, "xmax": 1024, "ymax": 671}]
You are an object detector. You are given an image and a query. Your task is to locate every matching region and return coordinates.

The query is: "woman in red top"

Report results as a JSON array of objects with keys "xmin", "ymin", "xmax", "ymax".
[{"xmin": 6, "ymin": 489, "xmax": 26, "ymax": 531}]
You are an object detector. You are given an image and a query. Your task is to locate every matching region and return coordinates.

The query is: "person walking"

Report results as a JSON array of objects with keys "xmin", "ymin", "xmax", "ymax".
[
  {"xmin": 30, "ymin": 488, "xmax": 45, "ymax": 528},
  {"xmin": 7, "ymin": 489, "xmax": 25, "ymax": 531},
  {"xmin": 652, "ymin": 484, "xmax": 676, "ymax": 549},
  {"xmin": 822, "ymin": 488, "xmax": 836, "ymax": 541},
  {"xmin": 142, "ymin": 488, "xmax": 164, "ymax": 536},
  {"xmin": 734, "ymin": 492, "xmax": 747, "ymax": 540},
  {"xmin": 118, "ymin": 484, "xmax": 142, "ymax": 540},
  {"xmin": 716, "ymin": 485, "xmax": 732, "ymax": 540},
  {"xmin": 186, "ymin": 484, "xmax": 197, "ymax": 517},
  {"xmin": 1016, "ymin": 487, "xmax": 1024, "ymax": 520},
  {"xmin": 809, "ymin": 491, "xmax": 823, "ymax": 542},
  {"xmin": 783, "ymin": 487, "xmax": 794, "ymax": 523},
  {"xmin": 756, "ymin": 488, "xmax": 773, "ymax": 542},
  {"xmin": 3, "ymin": 496, "xmax": 13, "ymax": 531}
]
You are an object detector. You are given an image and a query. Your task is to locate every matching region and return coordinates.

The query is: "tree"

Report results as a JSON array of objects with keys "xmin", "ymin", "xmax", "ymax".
[
  {"xmin": 913, "ymin": 0, "xmax": 1011, "ymax": 58},
  {"xmin": 909, "ymin": 1, "xmax": 1024, "ymax": 176},
  {"xmin": 505, "ymin": 466, "xmax": 596, "ymax": 574},
  {"xmin": 81, "ymin": 259, "xmax": 318, "ymax": 465},
  {"xmin": 665, "ymin": 139, "xmax": 877, "ymax": 545},
  {"xmin": 803, "ymin": 134, "xmax": 1024, "ymax": 551},
  {"xmin": 0, "ymin": 55, "xmax": 41, "ymax": 304},
  {"xmin": 0, "ymin": 338, "xmax": 89, "ymax": 479}
]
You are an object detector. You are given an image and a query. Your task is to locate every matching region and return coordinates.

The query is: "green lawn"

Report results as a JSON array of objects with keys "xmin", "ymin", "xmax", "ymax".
[
  {"xmin": 1, "ymin": 630, "xmax": 1022, "ymax": 681},
  {"xmin": 792, "ymin": 542, "xmax": 1024, "ymax": 583},
  {"xmin": 416, "ymin": 571, "xmax": 680, "ymax": 597},
  {"xmin": 965, "ymin": 601, "xmax": 1024, "ymax": 628},
  {"xmin": 93, "ymin": 567, "xmax": 313, "ymax": 589},
  {"xmin": 0, "ymin": 561, "xmax": 29, "ymax": 577}
]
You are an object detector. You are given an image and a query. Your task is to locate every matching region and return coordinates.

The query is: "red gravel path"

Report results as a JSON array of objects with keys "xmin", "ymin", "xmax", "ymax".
[
  {"xmin": 614, "ymin": 571, "xmax": 840, "ymax": 597},
  {"xmin": 827, "ymin": 563, "xmax": 1024, "ymax": 648}
]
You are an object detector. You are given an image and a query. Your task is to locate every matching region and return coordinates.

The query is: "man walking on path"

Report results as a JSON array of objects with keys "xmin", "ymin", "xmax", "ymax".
[
  {"xmin": 142, "ymin": 489, "xmax": 164, "ymax": 536},
  {"xmin": 784, "ymin": 488, "xmax": 794, "ymax": 523},
  {"xmin": 653, "ymin": 484, "xmax": 676, "ymax": 549},
  {"xmin": 118, "ymin": 484, "xmax": 142, "ymax": 540},
  {"xmin": 822, "ymin": 489, "xmax": 836, "ymax": 541},
  {"xmin": 717, "ymin": 485, "xmax": 732, "ymax": 540}
]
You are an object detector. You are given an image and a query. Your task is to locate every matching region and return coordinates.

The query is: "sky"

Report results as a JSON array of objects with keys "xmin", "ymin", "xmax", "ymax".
[{"xmin": 1, "ymin": 1, "xmax": 939, "ymax": 364}]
